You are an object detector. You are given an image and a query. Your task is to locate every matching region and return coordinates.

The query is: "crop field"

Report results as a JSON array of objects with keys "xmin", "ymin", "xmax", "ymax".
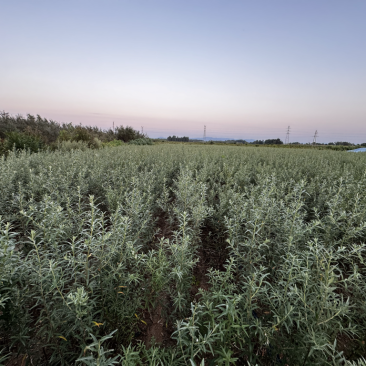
[{"xmin": 1, "ymin": 145, "xmax": 366, "ymax": 365}]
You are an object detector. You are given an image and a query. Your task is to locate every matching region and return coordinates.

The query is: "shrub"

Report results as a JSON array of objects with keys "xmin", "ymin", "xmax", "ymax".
[
  {"xmin": 1, "ymin": 111, "xmax": 151, "ymax": 152},
  {"xmin": 2, "ymin": 138, "xmax": 366, "ymax": 365},
  {"xmin": 4, "ymin": 131, "xmax": 44, "ymax": 153},
  {"xmin": 89, "ymin": 137, "xmax": 103, "ymax": 149},
  {"xmin": 128, "ymin": 138, "xmax": 154, "ymax": 145},
  {"xmin": 0, "ymin": 111, "xmax": 61, "ymax": 143},
  {"xmin": 58, "ymin": 129, "xmax": 73, "ymax": 142},
  {"xmin": 0, "ymin": 139, "xmax": 6, "ymax": 156},
  {"xmin": 57, "ymin": 128, "xmax": 103, "ymax": 150},
  {"xmin": 71, "ymin": 126, "xmax": 93, "ymax": 143},
  {"xmin": 115, "ymin": 126, "xmax": 144, "ymax": 142},
  {"xmin": 103, "ymin": 139, "xmax": 124, "ymax": 148},
  {"xmin": 57, "ymin": 140, "xmax": 90, "ymax": 151}
]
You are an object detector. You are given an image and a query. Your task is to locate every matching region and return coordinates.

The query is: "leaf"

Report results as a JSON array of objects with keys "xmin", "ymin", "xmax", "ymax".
[{"xmin": 92, "ymin": 321, "xmax": 103, "ymax": 327}]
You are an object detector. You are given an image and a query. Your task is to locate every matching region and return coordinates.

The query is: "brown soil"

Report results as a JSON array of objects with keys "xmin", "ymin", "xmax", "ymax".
[
  {"xmin": 6, "ymin": 354, "xmax": 27, "ymax": 366},
  {"xmin": 144, "ymin": 305, "xmax": 165, "ymax": 347},
  {"xmin": 191, "ymin": 248, "xmax": 211, "ymax": 300},
  {"xmin": 154, "ymin": 212, "xmax": 174, "ymax": 241},
  {"xmin": 136, "ymin": 217, "xmax": 229, "ymax": 350}
]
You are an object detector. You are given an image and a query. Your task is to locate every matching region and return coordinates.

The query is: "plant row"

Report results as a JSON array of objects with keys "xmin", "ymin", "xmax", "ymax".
[{"xmin": 1, "ymin": 146, "xmax": 366, "ymax": 365}]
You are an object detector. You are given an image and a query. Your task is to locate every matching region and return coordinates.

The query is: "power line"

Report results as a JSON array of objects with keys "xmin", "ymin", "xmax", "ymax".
[
  {"xmin": 130, "ymin": 126, "xmax": 365, "ymax": 136},
  {"xmin": 137, "ymin": 128, "xmax": 365, "ymax": 138},
  {"xmin": 135, "ymin": 127, "xmax": 365, "ymax": 143}
]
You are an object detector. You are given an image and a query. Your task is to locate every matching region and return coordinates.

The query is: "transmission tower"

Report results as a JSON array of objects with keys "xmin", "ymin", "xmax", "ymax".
[
  {"xmin": 141, "ymin": 126, "xmax": 144, "ymax": 135},
  {"xmin": 203, "ymin": 125, "xmax": 206, "ymax": 140},
  {"xmin": 113, "ymin": 121, "xmax": 115, "ymax": 133},
  {"xmin": 312, "ymin": 130, "xmax": 318, "ymax": 146},
  {"xmin": 285, "ymin": 126, "xmax": 290, "ymax": 144}
]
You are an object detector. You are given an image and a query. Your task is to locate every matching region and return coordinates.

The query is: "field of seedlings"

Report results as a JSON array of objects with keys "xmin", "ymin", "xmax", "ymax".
[{"xmin": 1, "ymin": 145, "xmax": 366, "ymax": 365}]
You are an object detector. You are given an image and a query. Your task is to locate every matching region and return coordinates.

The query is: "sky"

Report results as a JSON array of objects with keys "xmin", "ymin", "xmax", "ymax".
[{"xmin": 1, "ymin": 0, "xmax": 366, "ymax": 143}]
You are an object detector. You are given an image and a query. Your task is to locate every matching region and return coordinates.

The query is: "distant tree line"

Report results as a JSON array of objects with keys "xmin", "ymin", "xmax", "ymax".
[
  {"xmin": 0, "ymin": 111, "xmax": 146, "ymax": 155},
  {"xmin": 327, "ymin": 141, "xmax": 354, "ymax": 146},
  {"xmin": 251, "ymin": 138, "xmax": 284, "ymax": 145},
  {"xmin": 167, "ymin": 136, "xmax": 189, "ymax": 142},
  {"xmin": 225, "ymin": 139, "xmax": 247, "ymax": 144}
]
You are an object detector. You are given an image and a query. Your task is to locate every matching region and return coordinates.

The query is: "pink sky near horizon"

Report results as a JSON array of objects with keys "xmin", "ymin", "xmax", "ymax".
[{"xmin": 1, "ymin": 1, "xmax": 366, "ymax": 143}]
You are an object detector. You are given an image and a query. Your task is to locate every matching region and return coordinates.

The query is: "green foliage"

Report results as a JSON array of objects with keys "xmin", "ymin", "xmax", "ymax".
[
  {"xmin": 0, "ymin": 111, "xmax": 147, "ymax": 155},
  {"xmin": 0, "ymin": 146, "xmax": 366, "ymax": 364},
  {"xmin": 0, "ymin": 111, "xmax": 60, "ymax": 143},
  {"xmin": 58, "ymin": 127, "xmax": 104, "ymax": 149},
  {"xmin": 128, "ymin": 138, "xmax": 154, "ymax": 145},
  {"xmin": 57, "ymin": 140, "xmax": 90, "ymax": 151},
  {"xmin": 4, "ymin": 131, "xmax": 45, "ymax": 153},
  {"xmin": 251, "ymin": 138, "xmax": 283, "ymax": 145},
  {"xmin": 76, "ymin": 331, "xmax": 121, "ymax": 366},
  {"xmin": 0, "ymin": 139, "xmax": 6, "ymax": 156},
  {"xmin": 115, "ymin": 125, "xmax": 145, "ymax": 142},
  {"xmin": 72, "ymin": 126, "xmax": 93, "ymax": 142},
  {"xmin": 0, "ymin": 349, "xmax": 10, "ymax": 366},
  {"xmin": 103, "ymin": 139, "xmax": 124, "ymax": 148},
  {"xmin": 167, "ymin": 136, "xmax": 189, "ymax": 142}
]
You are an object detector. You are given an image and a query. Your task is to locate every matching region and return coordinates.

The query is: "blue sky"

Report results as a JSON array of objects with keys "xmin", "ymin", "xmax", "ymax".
[{"xmin": 1, "ymin": 0, "xmax": 365, "ymax": 142}]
